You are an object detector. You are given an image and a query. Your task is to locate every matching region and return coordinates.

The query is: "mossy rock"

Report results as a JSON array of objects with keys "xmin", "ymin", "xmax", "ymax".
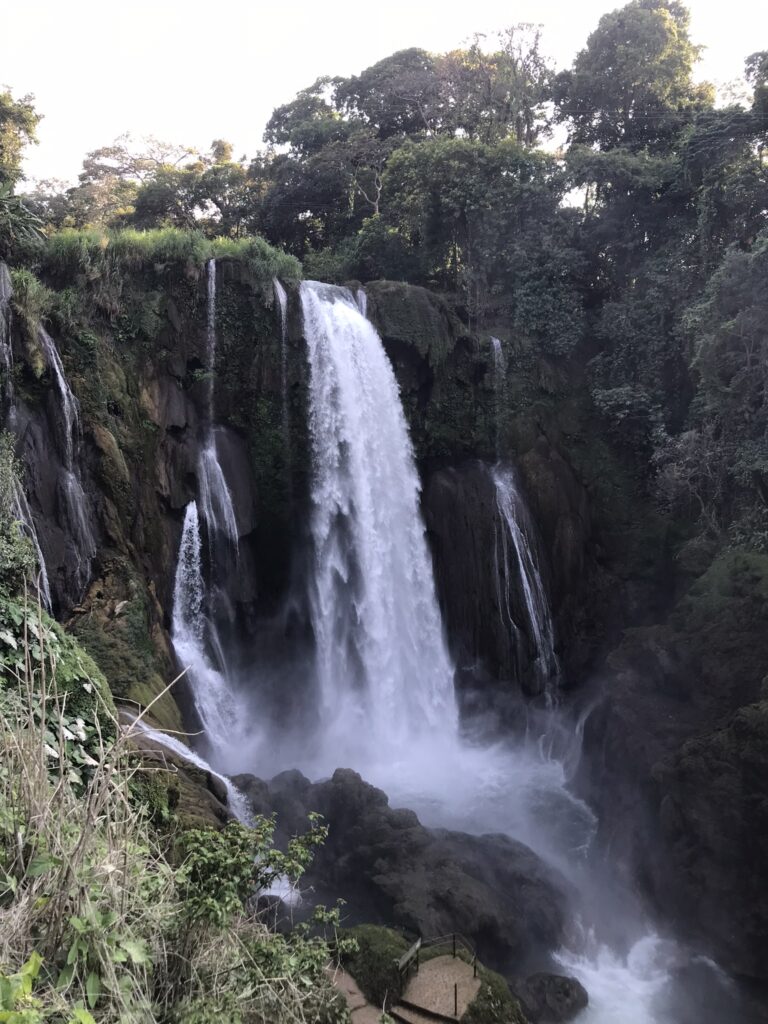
[
  {"xmin": 69, "ymin": 559, "xmax": 183, "ymax": 733},
  {"xmin": 365, "ymin": 280, "xmax": 463, "ymax": 369}
]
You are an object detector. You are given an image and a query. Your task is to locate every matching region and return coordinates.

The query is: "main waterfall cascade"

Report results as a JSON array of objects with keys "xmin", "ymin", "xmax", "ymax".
[{"xmin": 300, "ymin": 281, "xmax": 457, "ymax": 756}]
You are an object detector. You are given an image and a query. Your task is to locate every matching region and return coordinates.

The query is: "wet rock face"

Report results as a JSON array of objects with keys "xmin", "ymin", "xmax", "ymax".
[
  {"xmin": 514, "ymin": 972, "xmax": 588, "ymax": 1023},
  {"xmin": 422, "ymin": 461, "xmax": 542, "ymax": 697},
  {"xmin": 236, "ymin": 767, "xmax": 570, "ymax": 976}
]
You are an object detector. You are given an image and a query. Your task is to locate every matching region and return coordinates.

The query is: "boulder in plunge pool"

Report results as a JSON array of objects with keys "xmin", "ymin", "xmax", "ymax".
[
  {"xmin": 515, "ymin": 972, "xmax": 589, "ymax": 1022},
  {"xmin": 235, "ymin": 767, "xmax": 570, "ymax": 975}
]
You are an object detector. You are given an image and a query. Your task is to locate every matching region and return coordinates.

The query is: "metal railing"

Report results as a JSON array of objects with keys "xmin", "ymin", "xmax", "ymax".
[{"xmin": 394, "ymin": 931, "xmax": 478, "ymax": 1012}]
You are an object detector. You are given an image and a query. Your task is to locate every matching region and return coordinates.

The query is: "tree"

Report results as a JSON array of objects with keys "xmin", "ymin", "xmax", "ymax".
[
  {"xmin": 335, "ymin": 49, "xmax": 442, "ymax": 139},
  {"xmin": 554, "ymin": 0, "xmax": 713, "ymax": 152},
  {"xmin": 264, "ymin": 78, "xmax": 350, "ymax": 156},
  {"xmin": 0, "ymin": 89, "xmax": 40, "ymax": 188},
  {"xmin": 437, "ymin": 26, "xmax": 553, "ymax": 145}
]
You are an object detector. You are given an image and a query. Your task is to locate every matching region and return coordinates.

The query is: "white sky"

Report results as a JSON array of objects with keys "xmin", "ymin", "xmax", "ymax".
[{"xmin": 2, "ymin": 0, "xmax": 766, "ymax": 184}]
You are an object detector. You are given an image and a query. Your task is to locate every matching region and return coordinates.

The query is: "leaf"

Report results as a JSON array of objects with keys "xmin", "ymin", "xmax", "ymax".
[
  {"xmin": 20, "ymin": 951, "xmax": 42, "ymax": 980},
  {"xmin": 57, "ymin": 963, "xmax": 75, "ymax": 989},
  {"xmin": 27, "ymin": 854, "xmax": 57, "ymax": 877},
  {"xmin": 119, "ymin": 939, "xmax": 149, "ymax": 965},
  {"xmin": 66, "ymin": 940, "xmax": 82, "ymax": 966},
  {"xmin": 0, "ymin": 977, "xmax": 11, "ymax": 1011},
  {"xmin": 0, "ymin": 629, "xmax": 17, "ymax": 649},
  {"xmin": 69, "ymin": 1008, "xmax": 97, "ymax": 1024},
  {"xmin": 85, "ymin": 971, "xmax": 101, "ymax": 1009}
]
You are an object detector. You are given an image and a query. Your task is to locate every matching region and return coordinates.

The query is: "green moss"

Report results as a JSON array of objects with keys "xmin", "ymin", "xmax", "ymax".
[
  {"xmin": 70, "ymin": 559, "xmax": 182, "ymax": 732},
  {"xmin": 341, "ymin": 925, "xmax": 409, "ymax": 1008},
  {"xmin": 366, "ymin": 281, "xmax": 460, "ymax": 369}
]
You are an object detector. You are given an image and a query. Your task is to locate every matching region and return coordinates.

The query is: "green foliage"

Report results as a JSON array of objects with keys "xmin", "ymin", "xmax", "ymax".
[
  {"xmin": 39, "ymin": 228, "xmax": 299, "ymax": 309},
  {"xmin": 554, "ymin": 0, "xmax": 713, "ymax": 152},
  {"xmin": 462, "ymin": 962, "xmax": 527, "ymax": 1024},
  {"xmin": 0, "ymin": 607, "xmax": 349, "ymax": 1024},
  {"xmin": 0, "ymin": 186, "xmax": 45, "ymax": 261},
  {"xmin": 178, "ymin": 813, "xmax": 327, "ymax": 928},
  {"xmin": 8, "ymin": 270, "xmax": 55, "ymax": 336},
  {"xmin": 0, "ymin": 434, "xmax": 35, "ymax": 596},
  {"xmin": 0, "ymin": 90, "xmax": 40, "ymax": 188}
]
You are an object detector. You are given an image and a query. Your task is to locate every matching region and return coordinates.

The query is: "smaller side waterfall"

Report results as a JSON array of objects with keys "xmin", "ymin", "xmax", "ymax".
[
  {"xmin": 492, "ymin": 464, "xmax": 559, "ymax": 697},
  {"xmin": 37, "ymin": 325, "xmax": 96, "ymax": 599},
  {"xmin": 171, "ymin": 501, "xmax": 239, "ymax": 755},
  {"xmin": 128, "ymin": 715, "xmax": 251, "ymax": 823},
  {"xmin": 490, "ymin": 336, "xmax": 505, "ymax": 455},
  {"xmin": 198, "ymin": 437, "xmax": 239, "ymax": 550},
  {"xmin": 273, "ymin": 278, "xmax": 290, "ymax": 445},
  {"xmin": 355, "ymin": 288, "xmax": 367, "ymax": 318},
  {"xmin": 13, "ymin": 485, "xmax": 52, "ymax": 610},
  {"xmin": 205, "ymin": 259, "xmax": 217, "ymax": 420},
  {"xmin": 37, "ymin": 327, "xmax": 81, "ymax": 468},
  {"xmin": 1, "ymin": 263, "xmax": 13, "ymax": 408}
]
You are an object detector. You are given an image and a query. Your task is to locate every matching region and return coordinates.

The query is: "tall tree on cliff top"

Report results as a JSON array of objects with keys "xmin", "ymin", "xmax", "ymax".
[
  {"xmin": 0, "ymin": 88, "xmax": 40, "ymax": 187},
  {"xmin": 554, "ymin": 0, "xmax": 713, "ymax": 151}
]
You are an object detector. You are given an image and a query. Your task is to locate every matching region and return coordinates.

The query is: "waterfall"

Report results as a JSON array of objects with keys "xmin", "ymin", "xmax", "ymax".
[
  {"xmin": 355, "ymin": 287, "xmax": 367, "ymax": 318},
  {"xmin": 127, "ymin": 714, "xmax": 252, "ymax": 824},
  {"xmin": 273, "ymin": 278, "xmax": 290, "ymax": 446},
  {"xmin": 13, "ymin": 484, "xmax": 52, "ymax": 611},
  {"xmin": 493, "ymin": 464, "xmax": 560, "ymax": 697},
  {"xmin": 301, "ymin": 281, "xmax": 457, "ymax": 749},
  {"xmin": 171, "ymin": 501, "xmax": 239, "ymax": 751},
  {"xmin": 0, "ymin": 262, "xmax": 13, "ymax": 409},
  {"xmin": 490, "ymin": 336, "xmax": 505, "ymax": 455},
  {"xmin": 198, "ymin": 435, "xmax": 239, "ymax": 550},
  {"xmin": 36, "ymin": 325, "xmax": 96, "ymax": 600},
  {"xmin": 205, "ymin": 258, "xmax": 217, "ymax": 421},
  {"xmin": 37, "ymin": 326, "xmax": 80, "ymax": 468}
]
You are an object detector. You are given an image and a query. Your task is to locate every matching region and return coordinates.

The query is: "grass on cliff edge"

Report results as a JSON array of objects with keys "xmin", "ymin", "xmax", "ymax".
[
  {"xmin": 33, "ymin": 226, "xmax": 300, "ymax": 289},
  {"xmin": 0, "ymin": 591, "xmax": 349, "ymax": 1024}
]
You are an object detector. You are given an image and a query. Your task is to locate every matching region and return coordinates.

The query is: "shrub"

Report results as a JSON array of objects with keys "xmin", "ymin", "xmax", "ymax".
[
  {"xmin": 0, "ymin": 596, "xmax": 347, "ymax": 1024},
  {"xmin": 340, "ymin": 925, "xmax": 408, "ymax": 1009},
  {"xmin": 0, "ymin": 432, "xmax": 35, "ymax": 595}
]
